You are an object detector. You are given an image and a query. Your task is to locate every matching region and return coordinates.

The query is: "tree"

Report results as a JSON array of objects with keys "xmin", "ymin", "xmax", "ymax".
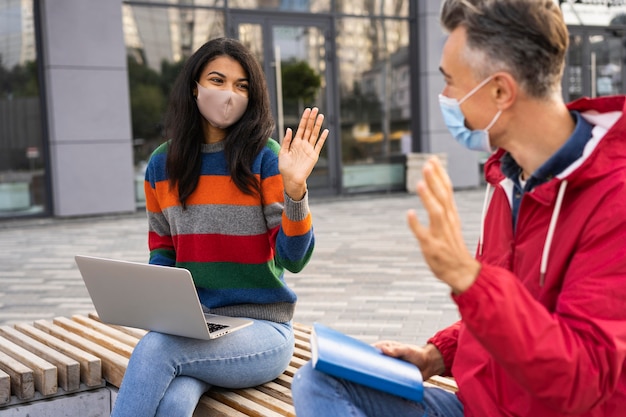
[{"xmin": 281, "ymin": 59, "xmax": 321, "ymax": 111}]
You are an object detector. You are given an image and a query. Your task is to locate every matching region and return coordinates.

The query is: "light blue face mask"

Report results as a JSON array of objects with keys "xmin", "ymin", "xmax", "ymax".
[{"xmin": 438, "ymin": 75, "xmax": 502, "ymax": 153}]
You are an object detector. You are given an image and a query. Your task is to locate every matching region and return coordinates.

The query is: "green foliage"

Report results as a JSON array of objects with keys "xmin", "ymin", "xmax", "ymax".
[
  {"xmin": 127, "ymin": 55, "xmax": 177, "ymax": 164},
  {"xmin": 281, "ymin": 59, "xmax": 321, "ymax": 103},
  {"xmin": 159, "ymin": 59, "xmax": 185, "ymax": 100},
  {"xmin": 0, "ymin": 58, "xmax": 39, "ymax": 98},
  {"xmin": 130, "ymin": 83, "xmax": 165, "ymax": 140},
  {"xmin": 126, "ymin": 55, "xmax": 186, "ymax": 145}
]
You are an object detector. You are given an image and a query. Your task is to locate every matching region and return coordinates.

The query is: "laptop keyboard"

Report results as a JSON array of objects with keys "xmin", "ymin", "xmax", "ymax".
[{"xmin": 207, "ymin": 322, "xmax": 229, "ymax": 333}]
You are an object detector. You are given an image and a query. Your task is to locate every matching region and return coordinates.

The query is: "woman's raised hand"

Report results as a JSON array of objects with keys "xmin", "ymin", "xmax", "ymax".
[{"xmin": 278, "ymin": 107, "xmax": 329, "ymax": 200}]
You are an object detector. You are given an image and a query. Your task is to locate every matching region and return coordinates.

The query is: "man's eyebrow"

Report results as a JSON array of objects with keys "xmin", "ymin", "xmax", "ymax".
[{"xmin": 438, "ymin": 66, "xmax": 451, "ymax": 78}]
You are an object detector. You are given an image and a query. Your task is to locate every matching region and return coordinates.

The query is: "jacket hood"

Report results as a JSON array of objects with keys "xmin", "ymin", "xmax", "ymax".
[
  {"xmin": 483, "ymin": 95, "xmax": 626, "ymax": 187},
  {"xmin": 477, "ymin": 96, "xmax": 626, "ymax": 283}
]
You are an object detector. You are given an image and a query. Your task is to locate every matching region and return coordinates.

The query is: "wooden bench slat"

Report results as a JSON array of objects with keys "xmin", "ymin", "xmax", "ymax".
[
  {"xmin": 293, "ymin": 328, "xmax": 311, "ymax": 342},
  {"xmin": 33, "ymin": 320, "xmax": 128, "ymax": 388},
  {"xmin": 282, "ymin": 364, "xmax": 299, "ymax": 379},
  {"xmin": 258, "ymin": 380, "xmax": 292, "ymax": 398},
  {"xmin": 70, "ymin": 315, "xmax": 141, "ymax": 349},
  {"xmin": 288, "ymin": 355, "xmax": 308, "ymax": 369},
  {"xmin": 272, "ymin": 372, "xmax": 293, "ymax": 389},
  {"xmin": 0, "ymin": 334, "xmax": 57, "ymax": 396},
  {"xmin": 88, "ymin": 312, "xmax": 148, "ymax": 340},
  {"xmin": 0, "ymin": 369, "xmax": 11, "ymax": 405},
  {"xmin": 14, "ymin": 322, "xmax": 103, "ymax": 388},
  {"xmin": 194, "ymin": 395, "xmax": 250, "ymax": 417},
  {"xmin": 0, "ymin": 349, "xmax": 34, "ymax": 400},
  {"xmin": 294, "ymin": 338, "xmax": 310, "ymax": 351},
  {"xmin": 0, "ymin": 325, "xmax": 80, "ymax": 392},
  {"xmin": 0, "ymin": 317, "xmax": 456, "ymax": 414},
  {"xmin": 233, "ymin": 387, "xmax": 295, "ymax": 416},
  {"xmin": 425, "ymin": 375, "xmax": 458, "ymax": 392},
  {"xmin": 52, "ymin": 317, "xmax": 134, "ymax": 359},
  {"xmin": 253, "ymin": 383, "xmax": 294, "ymax": 410},
  {"xmin": 207, "ymin": 389, "xmax": 289, "ymax": 417},
  {"xmin": 293, "ymin": 323, "xmax": 311, "ymax": 334},
  {"xmin": 292, "ymin": 346, "xmax": 312, "ymax": 361}
]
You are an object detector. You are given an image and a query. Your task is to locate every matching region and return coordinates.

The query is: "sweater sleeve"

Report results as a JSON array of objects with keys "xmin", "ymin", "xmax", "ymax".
[
  {"xmin": 274, "ymin": 191, "xmax": 315, "ymax": 273},
  {"xmin": 259, "ymin": 141, "xmax": 315, "ymax": 274},
  {"xmin": 144, "ymin": 152, "xmax": 176, "ymax": 267}
]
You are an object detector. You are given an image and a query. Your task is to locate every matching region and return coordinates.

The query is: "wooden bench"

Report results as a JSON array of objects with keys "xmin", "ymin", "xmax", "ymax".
[{"xmin": 0, "ymin": 314, "xmax": 457, "ymax": 416}]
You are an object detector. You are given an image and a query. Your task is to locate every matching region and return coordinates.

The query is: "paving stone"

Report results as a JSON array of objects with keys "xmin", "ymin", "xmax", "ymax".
[{"xmin": 0, "ymin": 189, "xmax": 484, "ymax": 344}]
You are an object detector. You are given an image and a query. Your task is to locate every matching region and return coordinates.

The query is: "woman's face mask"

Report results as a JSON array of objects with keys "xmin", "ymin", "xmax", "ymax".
[
  {"xmin": 195, "ymin": 82, "xmax": 248, "ymax": 129},
  {"xmin": 438, "ymin": 75, "xmax": 501, "ymax": 153}
]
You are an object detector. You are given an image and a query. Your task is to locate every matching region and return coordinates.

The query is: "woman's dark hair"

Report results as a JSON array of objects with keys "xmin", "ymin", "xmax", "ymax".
[{"xmin": 164, "ymin": 37, "xmax": 275, "ymax": 208}]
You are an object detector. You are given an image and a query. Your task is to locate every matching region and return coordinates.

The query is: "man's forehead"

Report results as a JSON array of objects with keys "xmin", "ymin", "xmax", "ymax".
[{"xmin": 439, "ymin": 28, "xmax": 468, "ymax": 80}]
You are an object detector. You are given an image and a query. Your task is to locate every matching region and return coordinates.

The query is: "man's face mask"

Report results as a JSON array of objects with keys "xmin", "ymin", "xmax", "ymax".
[
  {"xmin": 195, "ymin": 82, "xmax": 248, "ymax": 129},
  {"xmin": 438, "ymin": 75, "xmax": 502, "ymax": 153}
]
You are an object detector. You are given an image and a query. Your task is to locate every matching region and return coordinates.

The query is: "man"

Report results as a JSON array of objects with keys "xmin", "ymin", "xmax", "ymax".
[{"xmin": 291, "ymin": 0, "xmax": 626, "ymax": 416}]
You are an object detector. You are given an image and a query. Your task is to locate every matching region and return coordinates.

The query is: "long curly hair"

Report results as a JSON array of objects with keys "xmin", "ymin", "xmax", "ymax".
[{"xmin": 163, "ymin": 37, "xmax": 275, "ymax": 208}]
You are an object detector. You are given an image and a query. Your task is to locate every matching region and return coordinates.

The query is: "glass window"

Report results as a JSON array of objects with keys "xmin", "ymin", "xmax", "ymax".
[
  {"xmin": 235, "ymin": 19, "xmax": 331, "ymax": 191},
  {"xmin": 335, "ymin": 0, "xmax": 408, "ymax": 17},
  {"xmin": 337, "ymin": 17, "xmax": 410, "ymax": 191},
  {"xmin": 565, "ymin": 29, "xmax": 624, "ymax": 101},
  {"xmin": 125, "ymin": 0, "xmax": 225, "ymax": 5},
  {"xmin": 0, "ymin": 0, "xmax": 47, "ymax": 217},
  {"xmin": 566, "ymin": 34, "xmax": 584, "ymax": 101},
  {"xmin": 590, "ymin": 33, "xmax": 623, "ymax": 97},
  {"xmin": 560, "ymin": 2, "xmax": 626, "ymax": 26},
  {"xmin": 122, "ymin": 4, "xmax": 226, "ymax": 203},
  {"xmin": 228, "ymin": 0, "xmax": 330, "ymax": 13}
]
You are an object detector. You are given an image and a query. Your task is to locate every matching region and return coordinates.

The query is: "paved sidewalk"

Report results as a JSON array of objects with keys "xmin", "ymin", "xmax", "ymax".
[{"xmin": 0, "ymin": 188, "xmax": 485, "ymax": 345}]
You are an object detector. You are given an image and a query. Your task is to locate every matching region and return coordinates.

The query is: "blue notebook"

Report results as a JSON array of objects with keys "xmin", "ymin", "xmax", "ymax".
[{"xmin": 310, "ymin": 322, "xmax": 424, "ymax": 402}]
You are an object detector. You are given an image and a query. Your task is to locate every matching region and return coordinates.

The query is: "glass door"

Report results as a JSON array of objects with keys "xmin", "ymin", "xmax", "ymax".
[{"xmin": 230, "ymin": 14, "xmax": 339, "ymax": 195}]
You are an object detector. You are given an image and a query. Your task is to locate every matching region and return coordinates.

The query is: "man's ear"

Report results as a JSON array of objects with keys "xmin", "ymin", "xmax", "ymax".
[{"xmin": 491, "ymin": 72, "xmax": 517, "ymax": 110}]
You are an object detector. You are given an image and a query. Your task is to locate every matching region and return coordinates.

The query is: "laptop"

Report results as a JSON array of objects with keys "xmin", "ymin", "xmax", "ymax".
[{"xmin": 74, "ymin": 255, "xmax": 253, "ymax": 340}]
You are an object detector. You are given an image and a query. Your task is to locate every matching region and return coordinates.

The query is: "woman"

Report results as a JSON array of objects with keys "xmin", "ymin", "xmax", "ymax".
[{"xmin": 111, "ymin": 37, "xmax": 328, "ymax": 417}]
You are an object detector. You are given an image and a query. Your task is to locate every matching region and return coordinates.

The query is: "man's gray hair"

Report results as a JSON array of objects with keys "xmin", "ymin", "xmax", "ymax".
[{"xmin": 440, "ymin": 0, "xmax": 569, "ymax": 98}]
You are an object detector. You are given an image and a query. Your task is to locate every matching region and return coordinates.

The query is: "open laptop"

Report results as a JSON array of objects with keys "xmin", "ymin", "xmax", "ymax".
[{"xmin": 74, "ymin": 255, "xmax": 252, "ymax": 340}]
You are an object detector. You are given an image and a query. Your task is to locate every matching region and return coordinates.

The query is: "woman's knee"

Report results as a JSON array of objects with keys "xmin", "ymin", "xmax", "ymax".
[
  {"xmin": 135, "ymin": 331, "xmax": 181, "ymax": 354},
  {"xmin": 129, "ymin": 331, "xmax": 180, "ymax": 368}
]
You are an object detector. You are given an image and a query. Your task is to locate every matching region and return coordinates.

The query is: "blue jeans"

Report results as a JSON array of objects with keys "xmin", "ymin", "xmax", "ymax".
[
  {"xmin": 111, "ymin": 319, "xmax": 293, "ymax": 417},
  {"xmin": 292, "ymin": 362, "xmax": 464, "ymax": 417}
]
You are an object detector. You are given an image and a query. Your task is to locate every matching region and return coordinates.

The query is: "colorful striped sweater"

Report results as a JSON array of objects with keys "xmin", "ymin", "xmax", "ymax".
[{"xmin": 144, "ymin": 139, "xmax": 314, "ymax": 323}]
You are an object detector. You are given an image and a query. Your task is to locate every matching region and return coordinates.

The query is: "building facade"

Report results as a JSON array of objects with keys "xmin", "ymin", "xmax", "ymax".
[{"xmin": 1, "ymin": 0, "xmax": 625, "ymax": 218}]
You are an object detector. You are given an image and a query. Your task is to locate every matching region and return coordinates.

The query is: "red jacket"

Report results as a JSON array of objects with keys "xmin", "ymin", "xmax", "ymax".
[{"xmin": 429, "ymin": 96, "xmax": 626, "ymax": 416}]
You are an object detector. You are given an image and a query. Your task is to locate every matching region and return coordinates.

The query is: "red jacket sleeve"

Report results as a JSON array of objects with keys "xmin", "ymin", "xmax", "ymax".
[
  {"xmin": 428, "ymin": 320, "xmax": 461, "ymax": 377},
  {"xmin": 455, "ymin": 256, "xmax": 626, "ymax": 414}
]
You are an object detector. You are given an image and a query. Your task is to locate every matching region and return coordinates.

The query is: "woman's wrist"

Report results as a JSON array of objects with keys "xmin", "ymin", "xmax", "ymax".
[{"xmin": 284, "ymin": 184, "xmax": 307, "ymax": 201}]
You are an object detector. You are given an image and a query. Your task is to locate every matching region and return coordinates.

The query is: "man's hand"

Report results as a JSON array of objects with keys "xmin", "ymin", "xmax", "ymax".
[
  {"xmin": 278, "ymin": 107, "xmax": 329, "ymax": 200},
  {"xmin": 374, "ymin": 341, "xmax": 446, "ymax": 380},
  {"xmin": 407, "ymin": 156, "xmax": 480, "ymax": 294}
]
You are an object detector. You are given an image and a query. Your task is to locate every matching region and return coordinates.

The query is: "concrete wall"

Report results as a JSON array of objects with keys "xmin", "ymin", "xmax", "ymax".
[
  {"xmin": 39, "ymin": 0, "xmax": 135, "ymax": 217},
  {"xmin": 417, "ymin": 2, "xmax": 482, "ymax": 189},
  {"xmin": 1, "ymin": 388, "xmax": 112, "ymax": 417}
]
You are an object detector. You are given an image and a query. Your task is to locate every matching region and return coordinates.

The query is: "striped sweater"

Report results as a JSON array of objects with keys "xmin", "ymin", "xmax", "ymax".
[{"xmin": 144, "ymin": 139, "xmax": 314, "ymax": 323}]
